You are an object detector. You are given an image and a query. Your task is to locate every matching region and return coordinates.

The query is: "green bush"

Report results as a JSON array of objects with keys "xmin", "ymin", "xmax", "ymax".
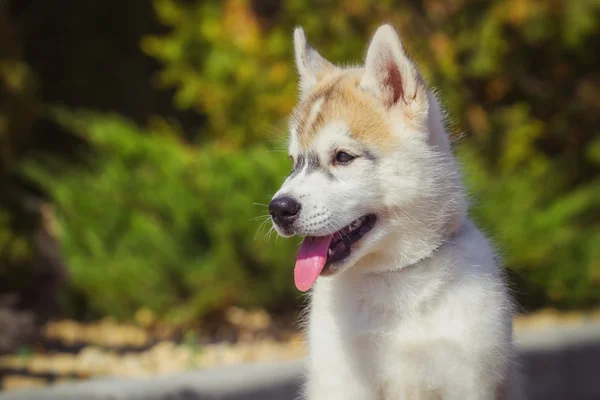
[
  {"xmin": 10, "ymin": 0, "xmax": 600, "ymax": 322},
  {"xmin": 460, "ymin": 107, "xmax": 600, "ymax": 307},
  {"xmin": 140, "ymin": 0, "xmax": 600, "ymax": 309},
  {"xmin": 24, "ymin": 110, "xmax": 299, "ymax": 321}
]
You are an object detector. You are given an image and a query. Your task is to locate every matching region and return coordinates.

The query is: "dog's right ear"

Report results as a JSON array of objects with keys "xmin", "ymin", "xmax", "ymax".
[{"xmin": 294, "ymin": 27, "xmax": 335, "ymax": 98}]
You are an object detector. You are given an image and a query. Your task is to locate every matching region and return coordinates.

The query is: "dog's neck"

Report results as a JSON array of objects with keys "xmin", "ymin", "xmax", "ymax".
[
  {"xmin": 353, "ymin": 206, "xmax": 466, "ymax": 275},
  {"xmin": 329, "ymin": 219, "xmax": 472, "ymax": 318}
]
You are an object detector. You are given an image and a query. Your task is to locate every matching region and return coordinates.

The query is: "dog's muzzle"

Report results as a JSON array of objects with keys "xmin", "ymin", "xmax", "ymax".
[{"xmin": 269, "ymin": 195, "xmax": 301, "ymax": 230}]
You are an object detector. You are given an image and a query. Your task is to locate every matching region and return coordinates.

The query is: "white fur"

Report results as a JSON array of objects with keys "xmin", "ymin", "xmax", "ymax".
[
  {"xmin": 294, "ymin": 27, "xmax": 335, "ymax": 97},
  {"xmin": 272, "ymin": 25, "xmax": 524, "ymax": 399}
]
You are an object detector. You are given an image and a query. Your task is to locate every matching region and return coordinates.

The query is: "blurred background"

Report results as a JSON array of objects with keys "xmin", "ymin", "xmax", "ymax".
[{"xmin": 0, "ymin": 0, "xmax": 599, "ymax": 393}]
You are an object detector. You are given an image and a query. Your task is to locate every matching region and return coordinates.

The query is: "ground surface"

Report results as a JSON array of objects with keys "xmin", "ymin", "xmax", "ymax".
[{"xmin": 1, "ymin": 307, "xmax": 599, "ymax": 391}]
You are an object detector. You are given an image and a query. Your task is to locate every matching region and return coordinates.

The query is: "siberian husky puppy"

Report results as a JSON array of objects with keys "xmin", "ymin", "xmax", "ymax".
[{"xmin": 269, "ymin": 24, "xmax": 524, "ymax": 400}]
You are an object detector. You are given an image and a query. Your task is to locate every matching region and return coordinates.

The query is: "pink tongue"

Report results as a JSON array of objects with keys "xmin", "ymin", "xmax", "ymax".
[{"xmin": 294, "ymin": 236, "xmax": 333, "ymax": 292}]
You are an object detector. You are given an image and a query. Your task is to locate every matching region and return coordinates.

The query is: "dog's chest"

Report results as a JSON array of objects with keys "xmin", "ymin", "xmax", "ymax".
[
  {"xmin": 311, "ymin": 274, "xmax": 456, "ymax": 371},
  {"xmin": 332, "ymin": 289, "xmax": 440, "ymax": 349},
  {"xmin": 326, "ymin": 271, "xmax": 439, "ymax": 335}
]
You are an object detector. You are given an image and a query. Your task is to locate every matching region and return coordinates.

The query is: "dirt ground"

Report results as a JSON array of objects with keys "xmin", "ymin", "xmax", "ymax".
[{"xmin": 1, "ymin": 307, "xmax": 599, "ymax": 391}]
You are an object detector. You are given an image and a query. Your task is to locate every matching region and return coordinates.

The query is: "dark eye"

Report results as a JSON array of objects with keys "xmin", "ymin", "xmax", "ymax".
[{"xmin": 335, "ymin": 151, "xmax": 355, "ymax": 165}]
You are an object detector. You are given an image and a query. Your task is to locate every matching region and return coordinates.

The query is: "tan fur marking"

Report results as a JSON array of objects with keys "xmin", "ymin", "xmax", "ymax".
[{"xmin": 292, "ymin": 71, "xmax": 397, "ymax": 151}]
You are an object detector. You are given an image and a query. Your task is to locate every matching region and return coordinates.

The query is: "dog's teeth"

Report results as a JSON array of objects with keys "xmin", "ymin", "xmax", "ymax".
[{"xmin": 339, "ymin": 215, "xmax": 373, "ymax": 237}]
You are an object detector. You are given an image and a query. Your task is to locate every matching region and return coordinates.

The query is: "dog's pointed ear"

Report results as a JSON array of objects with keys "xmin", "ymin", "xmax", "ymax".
[
  {"xmin": 360, "ymin": 24, "xmax": 425, "ymax": 109},
  {"xmin": 294, "ymin": 27, "xmax": 335, "ymax": 97}
]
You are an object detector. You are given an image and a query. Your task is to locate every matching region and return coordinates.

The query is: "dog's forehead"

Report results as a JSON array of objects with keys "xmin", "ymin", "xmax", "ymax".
[{"xmin": 289, "ymin": 73, "xmax": 394, "ymax": 154}]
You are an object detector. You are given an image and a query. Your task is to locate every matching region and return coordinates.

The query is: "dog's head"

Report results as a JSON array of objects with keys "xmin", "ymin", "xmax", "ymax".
[{"xmin": 270, "ymin": 25, "xmax": 467, "ymax": 290}]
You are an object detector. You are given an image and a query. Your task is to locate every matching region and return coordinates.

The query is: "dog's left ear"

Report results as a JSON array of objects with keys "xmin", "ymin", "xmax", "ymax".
[
  {"xmin": 294, "ymin": 27, "xmax": 336, "ymax": 97},
  {"xmin": 360, "ymin": 24, "xmax": 425, "ymax": 109}
]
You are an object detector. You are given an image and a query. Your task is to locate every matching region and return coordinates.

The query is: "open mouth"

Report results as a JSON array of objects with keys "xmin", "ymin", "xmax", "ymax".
[
  {"xmin": 326, "ymin": 214, "xmax": 377, "ymax": 266},
  {"xmin": 294, "ymin": 214, "xmax": 377, "ymax": 292}
]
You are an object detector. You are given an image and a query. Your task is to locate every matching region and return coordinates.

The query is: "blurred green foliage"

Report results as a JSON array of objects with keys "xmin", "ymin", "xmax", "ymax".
[
  {"xmin": 24, "ymin": 110, "xmax": 298, "ymax": 321},
  {"xmin": 2, "ymin": 0, "xmax": 600, "ymax": 322},
  {"xmin": 0, "ymin": 0, "xmax": 41, "ymax": 291}
]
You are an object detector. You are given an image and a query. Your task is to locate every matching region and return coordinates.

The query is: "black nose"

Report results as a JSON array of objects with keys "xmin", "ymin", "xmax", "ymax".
[{"xmin": 269, "ymin": 196, "xmax": 301, "ymax": 227}]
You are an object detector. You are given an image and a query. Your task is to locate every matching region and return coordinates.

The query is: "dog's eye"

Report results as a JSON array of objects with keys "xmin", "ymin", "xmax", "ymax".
[{"xmin": 335, "ymin": 151, "xmax": 355, "ymax": 165}]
